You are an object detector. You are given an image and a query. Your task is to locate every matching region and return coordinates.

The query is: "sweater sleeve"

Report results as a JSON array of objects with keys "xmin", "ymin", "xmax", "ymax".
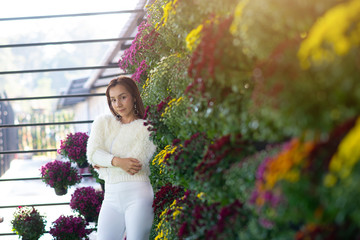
[
  {"xmin": 134, "ymin": 123, "xmax": 157, "ymax": 165},
  {"xmin": 86, "ymin": 115, "xmax": 115, "ymax": 168}
]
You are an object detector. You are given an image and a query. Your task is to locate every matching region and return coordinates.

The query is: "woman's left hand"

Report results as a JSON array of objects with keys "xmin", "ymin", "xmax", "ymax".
[
  {"xmin": 93, "ymin": 164, "xmax": 107, "ymax": 170},
  {"xmin": 111, "ymin": 157, "xmax": 142, "ymax": 175}
]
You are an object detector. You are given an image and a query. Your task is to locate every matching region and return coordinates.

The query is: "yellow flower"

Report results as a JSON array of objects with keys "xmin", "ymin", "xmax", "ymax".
[
  {"xmin": 172, "ymin": 209, "xmax": 181, "ymax": 219},
  {"xmin": 284, "ymin": 170, "xmax": 300, "ymax": 183},
  {"xmin": 168, "ymin": 98, "xmax": 177, "ymax": 105},
  {"xmin": 324, "ymin": 173, "xmax": 337, "ymax": 188},
  {"xmin": 155, "ymin": 146, "xmax": 169, "ymax": 164},
  {"xmin": 156, "ymin": 0, "xmax": 178, "ymax": 29},
  {"xmin": 230, "ymin": 0, "xmax": 249, "ymax": 35},
  {"xmin": 298, "ymin": 0, "xmax": 360, "ymax": 69},
  {"xmin": 176, "ymin": 97, "xmax": 183, "ymax": 103},
  {"xmin": 154, "ymin": 198, "xmax": 184, "ymax": 239},
  {"xmin": 328, "ymin": 156, "xmax": 342, "ymax": 173},
  {"xmin": 325, "ymin": 117, "xmax": 360, "ymax": 187},
  {"xmin": 155, "ymin": 207, "xmax": 169, "ymax": 239},
  {"xmin": 155, "ymin": 229, "xmax": 168, "ymax": 240},
  {"xmin": 152, "ymin": 145, "xmax": 177, "ymax": 174},
  {"xmin": 186, "ymin": 15, "xmax": 224, "ymax": 51},
  {"xmin": 186, "ymin": 24, "xmax": 203, "ymax": 51},
  {"xmin": 161, "ymin": 97, "xmax": 183, "ymax": 117},
  {"xmin": 170, "ymin": 199, "xmax": 177, "ymax": 207},
  {"xmin": 142, "ymin": 77, "xmax": 151, "ymax": 90},
  {"xmin": 197, "ymin": 192, "xmax": 205, "ymax": 200}
]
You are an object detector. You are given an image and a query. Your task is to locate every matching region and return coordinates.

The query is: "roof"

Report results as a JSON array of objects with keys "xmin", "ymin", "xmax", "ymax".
[
  {"xmin": 57, "ymin": 77, "xmax": 90, "ymax": 108},
  {"xmin": 57, "ymin": 0, "xmax": 148, "ymax": 109},
  {"xmin": 83, "ymin": 0, "xmax": 147, "ymax": 89}
]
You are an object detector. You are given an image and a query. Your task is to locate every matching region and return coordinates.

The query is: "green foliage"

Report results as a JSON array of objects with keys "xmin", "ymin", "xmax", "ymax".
[
  {"xmin": 233, "ymin": 0, "xmax": 343, "ymax": 60},
  {"xmin": 149, "ymin": 155, "xmax": 172, "ymax": 192},
  {"xmin": 171, "ymin": 133, "xmax": 209, "ymax": 188},
  {"xmin": 144, "ymin": 97, "xmax": 176, "ymax": 148},
  {"xmin": 122, "ymin": 0, "xmax": 360, "ymax": 238},
  {"xmin": 226, "ymin": 144, "xmax": 282, "ymax": 203},
  {"xmin": 141, "ymin": 54, "xmax": 191, "ymax": 107}
]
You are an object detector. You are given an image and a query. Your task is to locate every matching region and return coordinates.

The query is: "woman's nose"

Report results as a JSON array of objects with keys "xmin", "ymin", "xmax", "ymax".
[{"xmin": 116, "ymin": 101, "xmax": 122, "ymax": 107}]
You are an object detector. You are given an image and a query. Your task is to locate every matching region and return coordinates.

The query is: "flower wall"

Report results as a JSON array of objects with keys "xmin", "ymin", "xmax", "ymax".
[{"xmin": 119, "ymin": 0, "xmax": 360, "ymax": 239}]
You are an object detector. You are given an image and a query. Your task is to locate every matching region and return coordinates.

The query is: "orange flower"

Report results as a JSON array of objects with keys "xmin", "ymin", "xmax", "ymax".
[{"xmin": 264, "ymin": 139, "xmax": 314, "ymax": 190}]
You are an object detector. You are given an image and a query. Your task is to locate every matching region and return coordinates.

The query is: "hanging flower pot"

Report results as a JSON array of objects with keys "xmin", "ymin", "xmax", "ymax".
[
  {"xmin": 57, "ymin": 132, "xmax": 89, "ymax": 168},
  {"xmin": 54, "ymin": 186, "xmax": 68, "ymax": 196},
  {"xmin": 40, "ymin": 160, "xmax": 82, "ymax": 195},
  {"xmin": 50, "ymin": 215, "xmax": 92, "ymax": 240},
  {"xmin": 11, "ymin": 206, "xmax": 47, "ymax": 240},
  {"xmin": 70, "ymin": 186, "xmax": 104, "ymax": 224}
]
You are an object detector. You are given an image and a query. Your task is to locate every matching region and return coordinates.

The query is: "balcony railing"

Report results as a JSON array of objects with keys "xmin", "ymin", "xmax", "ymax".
[
  {"xmin": 0, "ymin": 93, "xmax": 103, "ymax": 238},
  {"xmin": 0, "ymin": 6, "xmax": 145, "ymax": 237}
]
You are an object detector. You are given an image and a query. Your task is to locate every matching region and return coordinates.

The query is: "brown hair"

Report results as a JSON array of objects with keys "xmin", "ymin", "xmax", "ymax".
[{"xmin": 105, "ymin": 76, "xmax": 145, "ymax": 120}]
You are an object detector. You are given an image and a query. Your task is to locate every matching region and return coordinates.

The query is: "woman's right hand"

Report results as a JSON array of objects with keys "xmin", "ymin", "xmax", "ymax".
[{"xmin": 111, "ymin": 157, "xmax": 142, "ymax": 175}]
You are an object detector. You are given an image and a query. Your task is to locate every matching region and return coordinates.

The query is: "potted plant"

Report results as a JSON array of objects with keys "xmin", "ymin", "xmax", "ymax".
[
  {"xmin": 57, "ymin": 132, "xmax": 89, "ymax": 168},
  {"xmin": 70, "ymin": 186, "xmax": 104, "ymax": 223},
  {"xmin": 40, "ymin": 160, "xmax": 82, "ymax": 195},
  {"xmin": 50, "ymin": 215, "xmax": 92, "ymax": 240},
  {"xmin": 11, "ymin": 206, "xmax": 46, "ymax": 240}
]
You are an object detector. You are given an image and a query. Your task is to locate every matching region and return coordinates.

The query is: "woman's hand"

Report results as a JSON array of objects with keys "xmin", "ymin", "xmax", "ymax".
[
  {"xmin": 93, "ymin": 164, "xmax": 107, "ymax": 170},
  {"xmin": 111, "ymin": 157, "xmax": 142, "ymax": 175}
]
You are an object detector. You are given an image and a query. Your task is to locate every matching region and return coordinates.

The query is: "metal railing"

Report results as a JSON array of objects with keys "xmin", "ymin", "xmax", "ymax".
[
  {"xmin": 0, "ymin": 9, "xmax": 144, "ymax": 21},
  {"xmin": 0, "ymin": 5, "xmax": 144, "ymax": 237},
  {"xmin": 0, "ymin": 120, "xmax": 93, "ymax": 128},
  {"xmin": 0, "ymin": 37, "xmax": 135, "ymax": 49},
  {"xmin": 0, "ymin": 94, "xmax": 102, "ymax": 237},
  {"xmin": 0, "ymin": 93, "xmax": 105, "ymax": 102},
  {"xmin": 0, "ymin": 65, "xmax": 119, "ymax": 75}
]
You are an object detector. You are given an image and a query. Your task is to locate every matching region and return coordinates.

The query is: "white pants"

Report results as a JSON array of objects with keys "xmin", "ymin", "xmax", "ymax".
[{"xmin": 97, "ymin": 181, "xmax": 154, "ymax": 240}]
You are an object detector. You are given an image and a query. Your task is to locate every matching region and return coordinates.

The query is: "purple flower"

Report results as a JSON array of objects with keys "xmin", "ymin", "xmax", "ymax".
[
  {"xmin": 58, "ymin": 132, "xmax": 89, "ymax": 165},
  {"xmin": 255, "ymin": 156, "xmax": 275, "ymax": 187},
  {"xmin": 131, "ymin": 60, "xmax": 149, "ymax": 82},
  {"xmin": 70, "ymin": 187, "xmax": 104, "ymax": 223},
  {"xmin": 118, "ymin": 21, "xmax": 159, "ymax": 73},
  {"xmin": 50, "ymin": 215, "xmax": 91, "ymax": 239},
  {"xmin": 259, "ymin": 217, "xmax": 274, "ymax": 229},
  {"xmin": 40, "ymin": 160, "xmax": 82, "ymax": 190}
]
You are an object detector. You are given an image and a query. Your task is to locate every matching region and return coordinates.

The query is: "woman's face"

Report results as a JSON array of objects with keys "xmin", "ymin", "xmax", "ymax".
[{"xmin": 109, "ymin": 84, "xmax": 135, "ymax": 119}]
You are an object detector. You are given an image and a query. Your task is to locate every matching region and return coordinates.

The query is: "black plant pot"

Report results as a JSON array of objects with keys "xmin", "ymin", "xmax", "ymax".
[{"xmin": 54, "ymin": 186, "xmax": 68, "ymax": 196}]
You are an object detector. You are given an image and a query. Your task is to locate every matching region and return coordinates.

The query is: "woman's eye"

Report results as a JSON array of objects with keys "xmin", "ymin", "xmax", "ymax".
[{"xmin": 111, "ymin": 99, "xmax": 116, "ymax": 102}]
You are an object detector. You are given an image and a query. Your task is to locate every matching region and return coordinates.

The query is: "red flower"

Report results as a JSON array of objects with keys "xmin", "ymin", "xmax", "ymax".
[{"xmin": 153, "ymin": 184, "xmax": 184, "ymax": 217}]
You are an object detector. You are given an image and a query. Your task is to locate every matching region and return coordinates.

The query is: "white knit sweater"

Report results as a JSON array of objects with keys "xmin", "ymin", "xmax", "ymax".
[{"xmin": 86, "ymin": 114, "xmax": 156, "ymax": 183}]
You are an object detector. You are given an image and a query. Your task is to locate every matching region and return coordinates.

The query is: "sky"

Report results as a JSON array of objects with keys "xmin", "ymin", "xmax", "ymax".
[
  {"xmin": 0, "ymin": 0, "xmax": 139, "ymax": 38},
  {"xmin": 0, "ymin": 0, "xmax": 141, "ymax": 110}
]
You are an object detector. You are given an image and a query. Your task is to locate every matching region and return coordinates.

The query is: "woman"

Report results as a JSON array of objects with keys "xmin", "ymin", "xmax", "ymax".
[{"xmin": 87, "ymin": 76, "xmax": 156, "ymax": 240}]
